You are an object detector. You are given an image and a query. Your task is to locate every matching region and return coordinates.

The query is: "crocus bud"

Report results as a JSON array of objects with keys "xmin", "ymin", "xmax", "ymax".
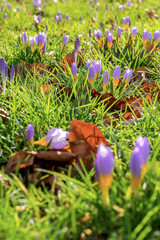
[
  {"xmin": 89, "ymin": 29, "xmax": 91, "ymax": 38},
  {"xmin": 62, "ymin": 34, "xmax": 69, "ymax": 47},
  {"xmin": 37, "ymin": 32, "xmax": 46, "ymax": 51},
  {"xmin": 142, "ymin": 30, "xmax": 148, "ymax": 46},
  {"xmin": 94, "ymin": 60, "xmax": 102, "ymax": 74},
  {"xmin": 95, "ymin": 143, "xmax": 114, "ymax": 205},
  {"xmin": 0, "ymin": 57, "xmax": 5, "ymax": 77},
  {"xmin": 4, "ymin": 13, "xmax": 7, "ymax": 22},
  {"xmin": 21, "ymin": 32, "xmax": 27, "ymax": 44},
  {"xmin": 42, "ymin": 39, "xmax": 47, "ymax": 53},
  {"xmin": 16, "ymin": 6, "xmax": 19, "ymax": 12},
  {"xmin": 129, "ymin": 147, "xmax": 143, "ymax": 194},
  {"xmin": 1, "ymin": 6, "xmax": 4, "ymax": 12},
  {"xmin": 65, "ymin": 14, "xmax": 69, "ymax": 24},
  {"xmin": 58, "ymin": 10, "xmax": 61, "ymax": 16},
  {"xmin": 55, "ymin": 15, "xmax": 58, "ymax": 22},
  {"xmin": 154, "ymin": 31, "xmax": 160, "ymax": 46},
  {"xmin": 113, "ymin": 65, "xmax": 120, "ymax": 90},
  {"xmin": 26, "ymin": 124, "xmax": 34, "ymax": 142},
  {"xmin": 118, "ymin": 5, "xmax": 123, "ymax": 10},
  {"xmin": 94, "ymin": 29, "xmax": 101, "ymax": 39},
  {"xmin": 107, "ymin": 33, "xmax": 113, "ymax": 49},
  {"xmin": 127, "ymin": 0, "xmax": 131, "ymax": 7},
  {"xmin": 71, "ymin": 62, "xmax": 77, "ymax": 81},
  {"xmin": 147, "ymin": 32, "xmax": 152, "ymax": 41},
  {"xmin": 59, "ymin": 15, "xmax": 62, "ymax": 25},
  {"xmin": 105, "ymin": 29, "xmax": 109, "ymax": 37},
  {"xmin": 88, "ymin": 64, "xmax": 95, "ymax": 86},
  {"xmin": 29, "ymin": 37, "xmax": 35, "ymax": 52},
  {"xmin": 43, "ymin": 3, "xmax": 47, "ymax": 8},
  {"xmin": 75, "ymin": 37, "xmax": 80, "ymax": 54},
  {"xmin": 102, "ymin": 70, "xmax": 109, "ymax": 92},
  {"xmin": 10, "ymin": 64, "xmax": 15, "ymax": 83},
  {"xmin": 132, "ymin": 27, "xmax": 137, "ymax": 40},
  {"xmin": 117, "ymin": 27, "xmax": 122, "ymax": 37},
  {"xmin": 37, "ymin": 15, "xmax": 41, "ymax": 25},
  {"xmin": 123, "ymin": 68, "xmax": 133, "ymax": 88},
  {"xmin": 86, "ymin": 59, "xmax": 92, "ymax": 69}
]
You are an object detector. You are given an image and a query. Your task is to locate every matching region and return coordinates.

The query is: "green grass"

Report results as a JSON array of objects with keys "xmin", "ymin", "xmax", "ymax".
[{"xmin": 0, "ymin": 0, "xmax": 160, "ymax": 239}]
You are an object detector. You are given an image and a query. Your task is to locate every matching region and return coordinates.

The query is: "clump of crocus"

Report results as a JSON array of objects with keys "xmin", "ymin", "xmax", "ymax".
[
  {"xmin": 26, "ymin": 124, "xmax": 34, "ymax": 144},
  {"xmin": 62, "ymin": 34, "xmax": 69, "ymax": 49},
  {"xmin": 113, "ymin": 65, "xmax": 120, "ymax": 90},
  {"xmin": 88, "ymin": 64, "xmax": 95, "ymax": 86},
  {"xmin": 10, "ymin": 64, "xmax": 15, "ymax": 83},
  {"xmin": 65, "ymin": 14, "xmax": 69, "ymax": 24},
  {"xmin": 132, "ymin": 27, "xmax": 137, "ymax": 40},
  {"xmin": 142, "ymin": 30, "xmax": 148, "ymax": 46},
  {"xmin": 107, "ymin": 32, "xmax": 113, "ymax": 49},
  {"xmin": 129, "ymin": 136, "xmax": 150, "ymax": 195},
  {"xmin": 122, "ymin": 68, "xmax": 133, "ymax": 89},
  {"xmin": 71, "ymin": 62, "xmax": 77, "ymax": 81},
  {"xmin": 102, "ymin": 70, "xmax": 109, "ymax": 92},
  {"xmin": 4, "ymin": 13, "xmax": 7, "ymax": 22},
  {"xmin": 153, "ymin": 31, "xmax": 160, "ymax": 46},
  {"xmin": 34, "ymin": 32, "xmax": 47, "ymax": 54},
  {"xmin": 33, "ymin": 0, "xmax": 42, "ymax": 9},
  {"xmin": 95, "ymin": 143, "xmax": 114, "ymax": 205}
]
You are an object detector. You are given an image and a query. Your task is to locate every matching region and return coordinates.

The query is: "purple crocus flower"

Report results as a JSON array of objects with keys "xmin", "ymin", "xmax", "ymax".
[
  {"xmin": 94, "ymin": 60, "xmax": 102, "ymax": 73},
  {"xmin": 58, "ymin": 11, "xmax": 61, "ymax": 16},
  {"xmin": 132, "ymin": 27, "xmax": 137, "ymax": 37},
  {"xmin": 117, "ymin": 27, "xmax": 122, "ymax": 37},
  {"xmin": 113, "ymin": 65, "xmax": 121, "ymax": 80},
  {"xmin": 55, "ymin": 15, "xmax": 58, "ymax": 22},
  {"xmin": 118, "ymin": 5, "xmax": 123, "ymax": 10},
  {"xmin": 123, "ymin": 17, "xmax": 127, "ymax": 25},
  {"xmin": 71, "ymin": 62, "xmax": 77, "ymax": 79},
  {"xmin": 105, "ymin": 29, "xmax": 109, "ymax": 37},
  {"xmin": 7, "ymin": 3, "xmax": 11, "ymax": 9},
  {"xmin": 142, "ymin": 30, "xmax": 148, "ymax": 40},
  {"xmin": 148, "ymin": 32, "xmax": 152, "ymax": 41},
  {"xmin": 102, "ymin": 70, "xmax": 109, "ymax": 84},
  {"xmin": 37, "ymin": 32, "xmax": 45, "ymax": 46},
  {"xmin": 65, "ymin": 14, "xmax": 69, "ymax": 22},
  {"xmin": 75, "ymin": 37, "xmax": 80, "ymax": 54},
  {"xmin": 26, "ymin": 124, "xmax": 34, "ymax": 141},
  {"xmin": 37, "ymin": 15, "xmax": 41, "ymax": 23},
  {"xmin": 4, "ymin": 13, "xmax": 7, "ymax": 20},
  {"xmin": 62, "ymin": 35, "xmax": 69, "ymax": 46},
  {"xmin": 86, "ymin": 59, "xmax": 92, "ymax": 69},
  {"xmin": 123, "ymin": 68, "xmax": 133, "ymax": 82},
  {"xmin": 21, "ymin": 32, "xmax": 27, "ymax": 43},
  {"xmin": 89, "ymin": 29, "xmax": 91, "ymax": 38},
  {"xmin": 94, "ymin": 29, "xmax": 101, "ymax": 39},
  {"xmin": 43, "ymin": 3, "xmax": 47, "ymax": 8},
  {"xmin": 100, "ymin": 22, "xmax": 103, "ymax": 30},
  {"xmin": 10, "ymin": 64, "xmax": 15, "ymax": 82},
  {"xmin": 29, "ymin": 37, "xmax": 34, "ymax": 46},
  {"xmin": 107, "ymin": 33, "xmax": 113, "ymax": 49},
  {"xmin": 95, "ymin": 143, "xmax": 114, "ymax": 180},
  {"xmin": 1, "ymin": 6, "xmax": 4, "ymax": 12},
  {"xmin": 5, "ymin": 63, "xmax": 8, "ymax": 78},
  {"xmin": 130, "ymin": 147, "xmax": 143, "ymax": 177},
  {"xmin": 127, "ymin": 0, "xmax": 131, "ymax": 6},
  {"xmin": 134, "ymin": 136, "xmax": 150, "ymax": 165},
  {"xmin": 0, "ymin": 57, "xmax": 5, "ymax": 76},
  {"xmin": 16, "ymin": 6, "xmax": 19, "ymax": 12},
  {"xmin": 88, "ymin": 64, "xmax": 95, "ymax": 83},
  {"xmin": 59, "ymin": 15, "xmax": 62, "ymax": 23},
  {"xmin": 45, "ymin": 128, "xmax": 69, "ymax": 149},
  {"xmin": 42, "ymin": 40, "xmax": 47, "ymax": 53},
  {"xmin": 154, "ymin": 31, "xmax": 160, "ymax": 41}
]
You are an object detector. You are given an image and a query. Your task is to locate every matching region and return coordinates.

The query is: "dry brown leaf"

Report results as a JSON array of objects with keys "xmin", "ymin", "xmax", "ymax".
[
  {"xmin": 0, "ymin": 108, "xmax": 10, "ymax": 123},
  {"xmin": 69, "ymin": 119, "xmax": 110, "ymax": 168}
]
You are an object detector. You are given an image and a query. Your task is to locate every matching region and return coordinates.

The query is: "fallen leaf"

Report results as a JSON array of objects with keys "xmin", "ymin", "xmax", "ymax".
[{"xmin": 0, "ymin": 108, "xmax": 10, "ymax": 123}]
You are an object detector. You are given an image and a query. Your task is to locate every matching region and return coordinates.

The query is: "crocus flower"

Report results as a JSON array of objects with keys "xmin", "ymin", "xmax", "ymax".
[
  {"xmin": 10, "ymin": 64, "xmax": 15, "ymax": 83},
  {"xmin": 100, "ymin": 22, "xmax": 103, "ymax": 30},
  {"xmin": 26, "ymin": 124, "xmax": 34, "ymax": 142},
  {"xmin": 102, "ymin": 70, "xmax": 109, "ymax": 92},
  {"xmin": 118, "ymin": 5, "xmax": 123, "ymax": 10},
  {"xmin": 1, "ymin": 6, "xmax": 4, "ymax": 12},
  {"xmin": 117, "ymin": 27, "xmax": 122, "ymax": 37},
  {"xmin": 132, "ymin": 27, "xmax": 137, "ymax": 40},
  {"xmin": 94, "ymin": 60, "xmax": 102, "ymax": 74},
  {"xmin": 7, "ymin": 3, "xmax": 11, "ymax": 11},
  {"xmin": 127, "ymin": 0, "xmax": 131, "ymax": 7},
  {"xmin": 95, "ymin": 143, "xmax": 114, "ymax": 204},
  {"xmin": 21, "ymin": 32, "xmax": 27, "ymax": 44},
  {"xmin": 16, "ymin": 6, "xmax": 19, "ymax": 12},
  {"xmin": 59, "ymin": 15, "xmax": 62, "ymax": 25},
  {"xmin": 42, "ymin": 39, "xmax": 47, "ymax": 54},
  {"xmin": 123, "ymin": 68, "xmax": 133, "ymax": 89},
  {"xmin": 74, "ymin": 38, "xmax": 80, "ymax": 63},
  {"xmin": 71, "ymin": 62, "xmax": 77, "ymax": 81},
  {"xmin": 105, "ymin": 29, "xmax": 109, "ymax": 37},
  {"xmin": 62, "ymin": 35, "xmax": 69, "ymax": 48},
  {"xmin": 65, "ymin": 14, "xmax": 69, "ymax": 24},
  {"xmin": 142, "ymin": 30, "xmax": 148, "ymax": 46},
  {"xmin": 43, "ymin": 3, "xmax": 47, "ymax": 8},
  {"xmin": 0, "ymin": 57, "xmax": 5, "ymax": 77},
  {"xmin": 4, "ymin": 13, "xmax": 7, "ymax": 22},
  {"xmin": 89, "ymin": 29, "xmax": 91, "ymax": 38},
  {"xmin": 94, "ymin": 29, "xmax": 101, "ymax": 39},
  {"xmin": 55, "ymin": 15, "xmax": 58, "ymax": 23},
  {"xmin": 154, "ymin": 31, "xmax": 160, "ymax": 46},
  {"xmin": 0, "ymin": 59, "xmax": 8, "ymax": 95},
  {"xmin": 88, "ymin": 64, "xmax": 95, "ymax": 86},
  {"xmin": 147, "ymin": 32, "xmax": 152, "ymax": 41},
  {"xmin": 45, "ymin": 128, "xmax": 69, "ymax": 149},
  {"xmin": 37, "ymin": 32, "xmax": 46, "ymax": 51},
  {"xmin": 58, "ymin": 10, "xmax": 61, "ymax": 16},
  {"xmin": 107, "ymin": 33, "xmax": 113, "ymax": 49},
  {"xmin": 86, "ymin": 59, "xmax": 92, "ymax": 69},
  {"xmin": 29, "ymin": 37, "xmax": 35, "ymax": 52},
  {"xmin": 113, "ymin": 65, "xmax": 120, "ymax": 90},
  {"xmin": 37, "ymin": 15, "xmax": 41, "ymax": 26}
]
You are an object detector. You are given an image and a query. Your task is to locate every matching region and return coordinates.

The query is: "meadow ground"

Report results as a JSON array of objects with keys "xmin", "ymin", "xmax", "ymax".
[{"xmin": 0, "ymin": 0, "xmax": 160, "ymax": 239}]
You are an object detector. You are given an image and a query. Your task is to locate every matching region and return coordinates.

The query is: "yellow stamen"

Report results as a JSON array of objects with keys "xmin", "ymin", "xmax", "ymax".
[{"xmin": 33, "ymin": 137, "xmax": 48, "ymax": 147}]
